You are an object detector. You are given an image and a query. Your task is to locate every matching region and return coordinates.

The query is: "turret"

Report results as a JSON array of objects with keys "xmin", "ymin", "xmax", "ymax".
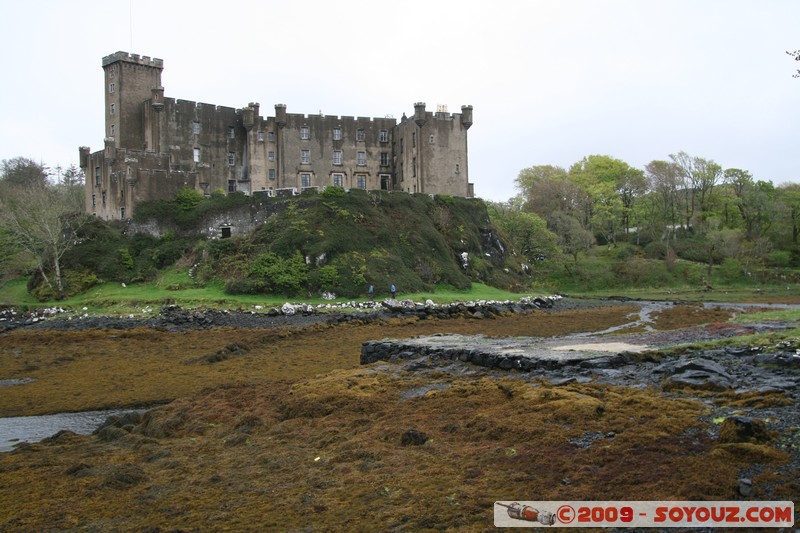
[
  {"xmin": 275, "ymin": 103, "xmax": 287, "ymax": 129},
  {"xmin": 460, "ymin": 105, "xmax": 473, "ymax": 130},
  {"xmin": 243, "ymin": 102, "xmax": 259, "ymax": 131},
  {"xmin": 151, "ymin": 87, "xmax": 165, "ymax": 111},
  {"xmin": 79, "ymin": 146, "xmax": 91, "ymax": 170},
  {"xmin": 414, "ymin": 102, "xmax": 427, "ymax": 128}
]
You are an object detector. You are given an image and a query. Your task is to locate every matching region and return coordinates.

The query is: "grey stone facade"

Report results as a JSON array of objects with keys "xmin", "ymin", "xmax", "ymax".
[{"xmin": 80, "ymin": 52, "xmax": 474, "ymax": 221}]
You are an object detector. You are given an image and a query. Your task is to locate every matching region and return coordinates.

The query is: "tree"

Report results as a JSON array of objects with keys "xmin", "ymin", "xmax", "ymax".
[
  {"xmin": 0, "ymin": 180, "xmax": 88, "ymax": 297},
  {"xmin": 547, "ymin": 211, "xmax": 594, "ymax": 262},
  {"xmin": 514, "ymin": 165, "xmax": 585, "ymax": 220},
  {"xmin": 60, "ymin": 164, "xmax": 85, "ymax": 187},
  {"xmin": 174, "ymin": 187, "xmax": 204, "ymax": 212},
  {"xmin": 489, "ymin": 206, "xmax": 560, "ymax": 265},
  {"xmin": 669, "ymin": 151, "xmax": 722, "ymax": 222},
  {"xmin": 788, "ymin": 49, "xmax": 800, "ymax": 78},
  {"xmin": 723, "ymin": 168, "xmax": 775, "ymax": 239},
  {"xmin": 775, "ymin": 183, "xmax": 800, "ymax": 247},
  {"xmin": 644, "ymin": 159, "xmax": 682, "ymax": 241},
  {"xmin": 568, "ymin": 155, "xmax": 643, "ymax": 246},
  {"xmin": 0, "ymin": 157, "xmax": 50, "ymax": 188}
]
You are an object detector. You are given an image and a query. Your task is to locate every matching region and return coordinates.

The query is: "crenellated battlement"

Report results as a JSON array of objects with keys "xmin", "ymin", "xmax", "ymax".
[
  {"xmin": 84, "ymin": 50, "xmax": 473, "ymax": 221},
  {"xmin": 102, "ymin": 51, "xmax": 163, "ymax": 69},
  {"xmin": 284, "ymin": 112, "xmax": 396, "ymax": 124}
]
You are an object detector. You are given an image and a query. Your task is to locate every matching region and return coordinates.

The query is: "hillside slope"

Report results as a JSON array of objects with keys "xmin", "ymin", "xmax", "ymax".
[
  {"xmin": 194, "ymin": 189, "xmax": 529, "ymax": 298},
  {"xmin": 48, "ymin": 190, "xmax": 530, "ymax": 300}
]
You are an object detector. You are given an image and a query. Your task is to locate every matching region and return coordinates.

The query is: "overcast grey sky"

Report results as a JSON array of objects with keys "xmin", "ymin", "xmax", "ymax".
[{"xmin": 1, "ymin": 0, "xmax": 798, "ymax": 201}]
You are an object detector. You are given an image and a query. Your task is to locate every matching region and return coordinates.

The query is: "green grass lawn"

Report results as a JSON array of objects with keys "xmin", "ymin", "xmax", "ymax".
[{"xmin": 0, "ymin": 270, "xmax": 542, "ymax": 316}]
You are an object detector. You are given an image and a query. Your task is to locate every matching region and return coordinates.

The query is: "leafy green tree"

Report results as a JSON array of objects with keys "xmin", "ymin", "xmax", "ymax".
[
  {"xmin": 0, "ymin": 180, "xmax": 87, "ymax": 296},
  {"xmin": 724, "ymin": 168, "xmax": 775, "ymax": 239},
  {"xmin": 568, "ymin": 155, "xmax": 643, "ymax": 246},
  {"xmin": 1, "ymin": 157, "xmax": 50, "ymax": 188},
  {"xmin": 514, "ymin": 165, "xmax": 585, "ymax": 219},
  {"xmin": 775, "ymin": 183, "xmax": 800, "ymax": 247},
  {"xmin": 489, "ymin": 206, "xmax": 560, "ymax": 264},
  {"xmin": 698, "ymin": 220, "xmax": 742, "ymax": 277},
  {"xmin": 174, "ymin": 187, "xmax": 204, "ymax": 212},
  {"xmin": 669, "ymin": 151, "xmax": 722, "ymax": 222},
  {"xmin": 547, "ymin": 211, "xmax": 594, "ymax": 262},
  {"xmin": 644, "ymin": 159, "xmax": 682, "ymax": 241}
]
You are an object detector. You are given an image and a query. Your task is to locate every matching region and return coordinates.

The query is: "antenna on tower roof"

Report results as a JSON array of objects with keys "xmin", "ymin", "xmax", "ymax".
[{"xmin": 129, "ymin": 0, "xmax": 133, "ymax": 52}]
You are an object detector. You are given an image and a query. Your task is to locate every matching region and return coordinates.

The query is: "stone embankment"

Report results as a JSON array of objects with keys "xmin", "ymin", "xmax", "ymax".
[
  {"xmin": 360, "ymin": 333, "xmax": 800, "ymax": 397},
  {"xmin": 0, "ymin": 296, "xmax": 561, "ymax": 332}
]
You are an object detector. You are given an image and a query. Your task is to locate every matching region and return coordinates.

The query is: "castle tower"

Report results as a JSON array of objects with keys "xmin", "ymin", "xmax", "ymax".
[
  {"xmin": 101, "ymin": 52, "xmax": 164, "ymax": 150},
  {"xmin": 394, "ymin": 102, "xmax": 474, "ymax": 197}
]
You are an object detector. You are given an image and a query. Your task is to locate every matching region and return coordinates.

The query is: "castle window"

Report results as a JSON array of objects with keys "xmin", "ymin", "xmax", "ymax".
[
  {"xmin": 356, "ymin": 175, "xmax": 367, "ymax": 189},
  {"xmin": 301, "ymin": 173, "xmax": 311, "ymax": 188},
  {"xmin": 456, "ymin": 164, "xmax": 460, "ymax": 174},
  {"xmin": 228, "ymin": 127, "xmax": 235, "ymax": 139},
  {"xmin": 268, "ymin": 151, "xmax": 275, "ymax": 161},
  {"xmin": 95, "ymin": 167, "xmax": 100, "ymax": 186},
  {"xmin": 228, "ymin": 180, "xmax": 237, "ymax": 192},
  {"xmin": 227, "ymin": 152, "xmax": 235, "ymax": 166},
  {"xmin": 268, "ymin": 169, "xmax": 276, "ymax": 180},
  {"xmin": 300, "ymin": 127, "xmax": 310, "ymax": 140},
  {"xmin": 109, "ymin": 83, "xmax": 114, "ymax": 94},
  {"xmin": 92, "ymin": 194, "xmax": 96, "ymax": 207},
  {"xmin": 193, "ymin": 148, "xmax": 201, "ymax": 162},
  {"xmin": 356, "ymin": 129, "xmax": 365, "ymax": 141},
  {"xmin": 332, "ymin": 127, "xmax": 342, "ymax": 140},
  {"xmin": 412, "ymin": 132, "xmax": 416, "ymax": 147},
  {"xmin": 429, "ymin": 135, "xmax": 435, "ymax": 144},
  {"xmin": 110, "ymin": 103, "xmax": 115, "ymax": 115},
  {"xmin": 193, "ymin": 122, "xmax": 201, "ymax": 135},
  {"xmin": 258, "ymin": 131, "xmax": 265, "ymax": 142},
  {"xmin": 379, "ymin": 129, "xmax": 389, "ymax": 143},
  {"xmin": 380, "ymin": 174, "xmax": 390, "ymax": 191},
  {"xmin": 268, "ymin": 131, "xmax": 275, "ymax": 142},
  {"xmin": 332, "ymin": 173, "xmax": 344, "ymax": 187},
  {"xmin": 357, "ymin": 151, "xmax": 366, "ymax": 166},
  {"xmin": 333, "ymin": 150, "xmax": 343, "ymax": 166},
  {"xmin": 110, "ymin": 124, "xmax": 115, "ymax": 137},
  {"xmin": 412, "ymin": 157, "xmax": 416, "ymax": 177},
  {"xmin": 120, "ymin": 207, "xmax": 126, "ymax": 220},
  {"xmin": 102, "ymin": 191, "xmax": 107, "ymax": 206},
  {"xmin": 400, "ymin": 138, "xmax": 404, "ymax": 153},
  {"xmin": 301, "ymin": 149, "xmax": 310, "ymax": 164},
  {"xmin": 380, "ymin": 152, "xmax": 389, "ymax": 166}
]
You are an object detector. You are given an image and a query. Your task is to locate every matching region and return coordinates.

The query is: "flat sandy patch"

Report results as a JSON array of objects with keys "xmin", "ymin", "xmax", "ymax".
[{"xmin": 553, "ymin": 342, "xmax": 649, "ymax": 352}]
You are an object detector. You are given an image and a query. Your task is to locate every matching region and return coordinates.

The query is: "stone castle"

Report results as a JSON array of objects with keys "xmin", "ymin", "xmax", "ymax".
[{"xmin": 80, "ymin": 52, "xmax": 474, "ymax": 220}]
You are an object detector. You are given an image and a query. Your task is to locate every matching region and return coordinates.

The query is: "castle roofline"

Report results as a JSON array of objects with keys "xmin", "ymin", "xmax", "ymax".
[{"xmin": 102, "ymin": 51, "xmax": 163, "ymax": 69}]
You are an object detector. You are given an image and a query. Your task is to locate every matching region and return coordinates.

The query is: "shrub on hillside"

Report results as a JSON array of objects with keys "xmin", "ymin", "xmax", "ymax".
[
  {"xmin": 717, "ymin": 258, "xmax": 744, "ymax": 283},
  {"xmin": 612, "ymin": 257, "xmax": 669, "ymax": 287},
  {"xmin": 247, "ymin": 251, "xmax": 309, "ymax": 296},
  {"xmin": 643, "ymin": 241, "xmax": 668, "ymax": 260}
]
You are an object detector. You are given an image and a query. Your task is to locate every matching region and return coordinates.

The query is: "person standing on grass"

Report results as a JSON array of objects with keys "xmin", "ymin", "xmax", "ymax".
[
  {"xmin": 368, "ymin": 284, "xmax": 374, "ymax": 302},
  {"xmin": 390, "ymin": 283, "xmax": 396, "ymax": 299}
]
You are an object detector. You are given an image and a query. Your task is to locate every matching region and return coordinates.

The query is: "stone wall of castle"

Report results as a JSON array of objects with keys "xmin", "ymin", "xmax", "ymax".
[{"xmin": 81, "ymin": 52, "xmax": 473, "ymax": 221}]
